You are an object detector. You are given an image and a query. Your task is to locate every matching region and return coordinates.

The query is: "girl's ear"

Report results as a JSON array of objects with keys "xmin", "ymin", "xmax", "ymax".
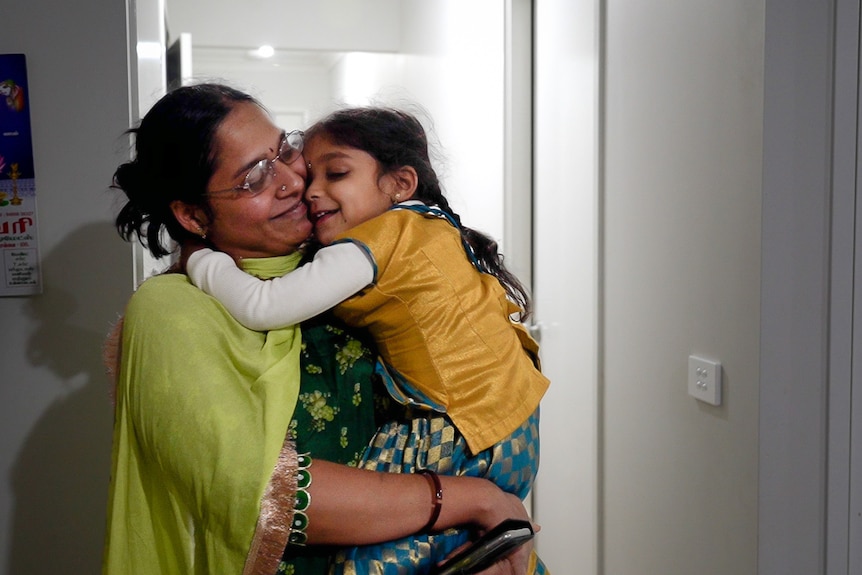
[
  {"xmin": 390, "ymin": 166, "xmax": 418, "ymax": 201},
  {"xmin": 170, "ymin": 200, "xmax": 209, "ymax": 238}
]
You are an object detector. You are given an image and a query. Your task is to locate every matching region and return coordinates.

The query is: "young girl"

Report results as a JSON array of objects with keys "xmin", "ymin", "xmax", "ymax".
[{"xmin": 187, "ymin": 107, "xmax": 550, "ymax": 574}]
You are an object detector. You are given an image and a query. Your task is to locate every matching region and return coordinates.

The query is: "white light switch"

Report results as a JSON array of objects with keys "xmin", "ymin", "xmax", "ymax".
[{"xmin": 688, "ymin": 356, "xmax": 721, "ymax": 406}]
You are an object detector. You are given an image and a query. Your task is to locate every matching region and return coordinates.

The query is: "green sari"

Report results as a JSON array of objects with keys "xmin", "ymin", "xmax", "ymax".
[
  {"xmin": 104, "ymin": 255, "xmax": 306, "ymax": 575},
  {"xmin": 275, "ymin": 313, "xmax": 380, "ymax": 574},
  {"xmin": 103, "ymin": 254, "xmax": 379, "ymax": 575}
]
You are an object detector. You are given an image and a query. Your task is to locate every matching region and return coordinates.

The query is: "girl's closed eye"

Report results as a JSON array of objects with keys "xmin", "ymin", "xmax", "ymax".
[{"xmin": 326, "ymin": 170, "xmax": 348, "ymax": 180}]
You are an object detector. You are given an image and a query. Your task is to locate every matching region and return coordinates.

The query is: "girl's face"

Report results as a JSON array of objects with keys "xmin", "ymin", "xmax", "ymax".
[
  {"xmin": 203, "ymin": 102, "xmax": 312, "ymax": 259},
  {"xmin": 303, "ymin": 134, "xmax": 398, "ymax": 245}
]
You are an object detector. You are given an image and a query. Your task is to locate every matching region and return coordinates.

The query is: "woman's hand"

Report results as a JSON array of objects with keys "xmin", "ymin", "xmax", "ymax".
[
  {"xmin": 474, "ymin": 538, "xmax": 534, "ymax": 575},
  {"xmin": 441, "ymin": 489, "xmax": 539, "ymax": 575},
  {"xmin": 439, "ymin": 523, "xmax": 537, "ymax": 575},
  {"xmin": 306, "ymin": 460, "xmax": 539, "ymax": 557}
]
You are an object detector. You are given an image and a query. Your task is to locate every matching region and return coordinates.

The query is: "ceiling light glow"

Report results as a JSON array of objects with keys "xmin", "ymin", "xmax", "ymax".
[{"xmin": 251, "ymin": 45, "xmax": 275, "ymax": 59}]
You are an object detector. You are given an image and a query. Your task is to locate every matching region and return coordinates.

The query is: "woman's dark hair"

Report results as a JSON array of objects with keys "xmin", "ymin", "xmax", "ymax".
[
  {"xmin": 112, "ymin": 83, "xmax": 258, "ymax": 257},
  {"xmin": 306, "ymin": 106, "xmax": 532, "ymax": 320}
]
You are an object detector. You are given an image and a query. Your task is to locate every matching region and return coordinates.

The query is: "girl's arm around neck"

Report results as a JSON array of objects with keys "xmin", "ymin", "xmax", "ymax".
[{"xmin": 186, "ymin": 243, "xmax": 373, "ymax": 330}]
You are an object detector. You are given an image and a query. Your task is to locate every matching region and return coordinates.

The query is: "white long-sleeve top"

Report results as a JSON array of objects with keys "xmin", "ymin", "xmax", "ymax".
[{"xmin": 186, "ymin": 243, "xmax": 374, "ymax": 331}]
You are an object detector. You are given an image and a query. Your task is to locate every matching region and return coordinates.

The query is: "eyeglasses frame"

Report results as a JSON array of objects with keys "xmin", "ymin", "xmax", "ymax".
[{"xmin": 206, "ymin": 130, "xmax": 305, "ymax": 197}]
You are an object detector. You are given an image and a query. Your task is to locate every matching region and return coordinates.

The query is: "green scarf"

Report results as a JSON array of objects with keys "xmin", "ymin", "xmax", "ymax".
[{"xmin": 103, "ymin": 254, "xmax": 304, "ymax": 575}]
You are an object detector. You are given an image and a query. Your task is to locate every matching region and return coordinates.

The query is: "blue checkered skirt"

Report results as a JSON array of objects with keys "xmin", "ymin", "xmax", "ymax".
[{"xmin": 328, "ymin": 402, "xmax": 546, "ymax": 575}]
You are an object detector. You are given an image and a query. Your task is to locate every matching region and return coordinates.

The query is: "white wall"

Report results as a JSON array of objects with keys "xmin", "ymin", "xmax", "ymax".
[
  {"xmin": 166, "ymin": 0, "xmax": 402, "ymax": 53},
  {"xmin": 0, "ymin": 1, "xmax": 133, "ymax": 574},
  {"xmin": 600, "ymin": 1, "xmax": 763, "ymax": 573},
  {"xmin": 172, "ymin": 0, "xmax": 506, "ymax": 244},
  {"xmin": 533, "ymin": 4, "xmax": 764, "ymax": 573},
  {"xmin": 323, "ymin": 6, "xmax": 506, "ymax": 242},
  {"xmin": 189, "ymin": 50, "xmax": 336, "ymax": 130}
]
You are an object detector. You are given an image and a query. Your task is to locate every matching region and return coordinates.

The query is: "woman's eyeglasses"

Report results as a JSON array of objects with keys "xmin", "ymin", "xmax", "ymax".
[{"xmin": 207, "ymin": 130, "xmax": 304, "ymax": 197}]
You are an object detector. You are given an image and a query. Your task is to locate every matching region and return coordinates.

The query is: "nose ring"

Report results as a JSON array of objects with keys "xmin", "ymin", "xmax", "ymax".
[{"xmin": 280, "ymin": 185, "xmax": 287, "ymax": 191}]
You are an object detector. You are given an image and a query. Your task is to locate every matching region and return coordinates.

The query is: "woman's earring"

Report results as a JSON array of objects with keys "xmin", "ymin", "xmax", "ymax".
[
  {"xmin": 197, "ymin": 227, "xmax": 207, "ymax": 240},
  {"xmin": 392, "ymin": 193, "xmax": 401, "ymax": 204}
]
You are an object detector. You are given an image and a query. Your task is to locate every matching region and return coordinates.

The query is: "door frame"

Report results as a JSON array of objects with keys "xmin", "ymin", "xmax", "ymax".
[
  {"xmin": 530, "ymin": 0, "xmax": 602, "ymax": 571},
  {"xmin": 760, "ymin": 0, "xmax": 859, "ymax": 572}
]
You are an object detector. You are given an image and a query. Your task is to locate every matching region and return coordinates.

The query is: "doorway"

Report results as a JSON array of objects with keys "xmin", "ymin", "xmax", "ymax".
[{"xmin": 129, "ymin": 4, "xmax": 592, "ymax": 569}]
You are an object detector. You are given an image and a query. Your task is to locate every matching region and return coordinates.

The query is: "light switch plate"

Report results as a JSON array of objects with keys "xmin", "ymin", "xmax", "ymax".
[{"xmin": 688, "ymin": 356, "xmax": 721, "ymax": 406}]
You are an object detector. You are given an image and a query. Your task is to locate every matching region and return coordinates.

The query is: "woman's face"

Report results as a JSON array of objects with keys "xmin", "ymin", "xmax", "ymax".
[
  {"xmin": 204, "ymin": 102, "xmax": 312, "ymax": 259},
  {"xmin": 303, "ymin": 134, "xmax": 396, "ymax": 245}
]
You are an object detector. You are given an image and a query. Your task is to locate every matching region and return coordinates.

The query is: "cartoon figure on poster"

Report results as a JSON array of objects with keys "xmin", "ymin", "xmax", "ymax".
[
  {"xmin": 0, "ymin": 56, "xmax": 34, "ymax": 174},
  {"xmin": 0, "ymin": 55, "xmax": 35, "ymax": 195},
  {"xmin": 0, "ymin": 79, "xmax": 24, "ymax": 112},
  {"xmin": 0, "ymin": 53, "xmax": 42, "ymax": 296}
]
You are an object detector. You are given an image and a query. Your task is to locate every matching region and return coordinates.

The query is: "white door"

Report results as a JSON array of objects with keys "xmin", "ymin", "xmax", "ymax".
[{"xmin": 531, "ymin": 0, "xmax": 601, "ymax": 572}]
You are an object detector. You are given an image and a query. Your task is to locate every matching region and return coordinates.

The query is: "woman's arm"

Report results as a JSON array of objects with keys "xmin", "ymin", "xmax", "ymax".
[
  {"xmin": 305, "ymin": 460, "xmax": 536, "ymax": 575},
  {"xmin": 305, "ymin": 460, "xmax": 529, "ymax": 545},
  {"xmin": 186, "ymin": 243, "xmax": 374, "ymax": 330}
]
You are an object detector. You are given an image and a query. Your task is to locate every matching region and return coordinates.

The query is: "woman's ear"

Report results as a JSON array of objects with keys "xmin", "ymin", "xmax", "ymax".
[
  {"xmin": 170, "ymin": 200, "xmax": 209, "ymax": 238},
  {"xmin": 390, "ymin": 166, "xmax": 418, "ymax": 201}
]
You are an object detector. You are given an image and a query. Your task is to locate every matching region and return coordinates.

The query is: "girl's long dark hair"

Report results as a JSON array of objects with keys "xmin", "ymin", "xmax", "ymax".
[{"xmin": 306, "ymin": 106, "xmax": 532, "ymax": 320}]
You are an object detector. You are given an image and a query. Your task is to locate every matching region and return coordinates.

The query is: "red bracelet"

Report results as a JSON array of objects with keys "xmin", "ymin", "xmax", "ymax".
[{"xmin": 418, "ymin": 469, "xmax": 443, "ymax": 532}]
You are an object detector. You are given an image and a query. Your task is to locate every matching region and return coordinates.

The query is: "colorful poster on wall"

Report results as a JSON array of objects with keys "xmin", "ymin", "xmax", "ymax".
[{"xmin": 0, "ymin": 53, "xmax": 41, "ymax": 296}]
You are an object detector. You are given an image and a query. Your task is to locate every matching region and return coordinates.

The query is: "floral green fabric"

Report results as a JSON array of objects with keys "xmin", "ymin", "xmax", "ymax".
[{"xmin": 276, "ymin": 312, "xmax": 379, "ymax": 575}]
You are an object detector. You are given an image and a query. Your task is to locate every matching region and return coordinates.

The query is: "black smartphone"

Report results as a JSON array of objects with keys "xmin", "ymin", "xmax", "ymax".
[{"xmin": 430, "ymin": 519, "xmax": 535, "ymax": 575}]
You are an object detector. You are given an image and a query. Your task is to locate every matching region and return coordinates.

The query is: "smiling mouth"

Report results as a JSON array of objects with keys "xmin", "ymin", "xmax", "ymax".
[
  {"xmin": 311, "ymin": 209, "xmax": 337, "ymax": 223},
  {"xmin": 276, "ymin": 200, "xmax": 307, "ymax": 220}
]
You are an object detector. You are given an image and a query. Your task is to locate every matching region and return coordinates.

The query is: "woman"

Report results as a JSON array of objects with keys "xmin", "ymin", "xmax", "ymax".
[
  {"xmin": 102, "ymin": 83, "xmax": 536, "ymax": 575},
  {"xmin": 185, "ymin": 106, "xmax": 550, "ymax": 573}
]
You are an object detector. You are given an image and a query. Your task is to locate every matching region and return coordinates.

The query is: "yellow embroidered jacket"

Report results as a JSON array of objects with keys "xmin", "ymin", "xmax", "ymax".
[{"xmin": 334, "ymin": 207, "xmax": 550, "ymax": 454}]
